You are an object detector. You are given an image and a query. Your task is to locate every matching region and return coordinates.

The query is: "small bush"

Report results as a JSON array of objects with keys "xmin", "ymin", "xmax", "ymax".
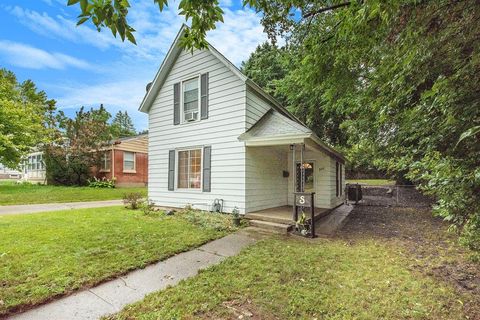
[
  {"xmin": 140, "ymin": 199, "xmax": 159, "ymax": 216},
  {"xmin": 87, "ymin": 177, "xmax": 116, "ymax": 188},
  {"xmin": 123, "ymin": 192, "xmax": 144, "ymax": 209},
  {"xmin": 178, "ymin": 207, "xmax": 242, "ymax": 232}
]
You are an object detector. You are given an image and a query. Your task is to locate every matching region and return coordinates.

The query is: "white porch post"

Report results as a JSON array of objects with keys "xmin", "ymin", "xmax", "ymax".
[
  {"xmin": 290, "ymin": 144, "xmax": 296, "ymax": 193},
  {"xmin": 300, "ymin": 143, "xmax": 305, "ymax": 192}
]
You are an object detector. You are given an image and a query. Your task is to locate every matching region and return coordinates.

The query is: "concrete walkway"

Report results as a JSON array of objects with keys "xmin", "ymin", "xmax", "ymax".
[
  {"xmin": 8, "ymin": 230, "xmax": 259, "ymax": 320},
  {"xmin": 315, "ymin": 204, "xmax": 354, "ymax": 235},
  {"xmin": 0, "ymin": 200, "xmax": 123, "ymax": 216}
]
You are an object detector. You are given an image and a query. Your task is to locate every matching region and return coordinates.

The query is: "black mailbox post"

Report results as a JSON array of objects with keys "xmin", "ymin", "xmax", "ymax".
[{"xmin": 293, "ymin": 192, "xmax": 315, "ymax": 238}]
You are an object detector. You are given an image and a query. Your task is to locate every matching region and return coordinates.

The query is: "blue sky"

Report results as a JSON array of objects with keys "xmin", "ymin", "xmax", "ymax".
[{"xmin": 0, "ymin": 0, "xmax": 268, "ymax": 131}]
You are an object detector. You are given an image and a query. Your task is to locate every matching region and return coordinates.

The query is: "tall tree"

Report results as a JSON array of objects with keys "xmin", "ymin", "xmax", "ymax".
[
  {"xmin": 241, "ymin": 42, "xmax": 289, "ymax": 105},
  {"xmin": 111, "ymin": 111, "xmax": 136, "ymax": 138},
  {"xmin": 44, "ymin": 105, "xmax": 112, "ymax": 185},
  {"xmin": 0, "ymin": 69, "xmax": 56, "ymax": 168},
  {"xmin": 264, "ymin": 0, "xmax": 480, "ymax": 253}
]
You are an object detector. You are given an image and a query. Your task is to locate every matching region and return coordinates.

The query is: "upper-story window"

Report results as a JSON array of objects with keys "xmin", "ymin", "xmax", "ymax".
[{"xmin": 182, "ymin": 77, "xmax": 199, "ymax": 122}]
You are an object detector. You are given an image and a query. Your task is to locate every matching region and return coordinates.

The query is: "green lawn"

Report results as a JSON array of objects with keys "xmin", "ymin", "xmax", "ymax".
[
  {"xmin": 107, "ymin": 238, "xmax": 466, "ymax": 320},
  {"xmin": 0, "ymin": 181, "xmax": 146, "ymax": 205},
  {"xmin": 346, "ymin": 179, "xmax": 395, "ymax": 186},
  {"xmin": 0, "ymin": 207, "xmax": 236, "ymax": 316}
]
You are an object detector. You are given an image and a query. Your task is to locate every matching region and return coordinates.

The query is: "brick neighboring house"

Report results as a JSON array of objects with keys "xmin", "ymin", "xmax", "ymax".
[{"xmin": 95, "ymin": 134, "xmax": 148, "ymax": 187}]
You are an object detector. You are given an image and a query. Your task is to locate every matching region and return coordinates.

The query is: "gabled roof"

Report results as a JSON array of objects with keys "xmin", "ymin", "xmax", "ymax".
[
  {"xmin": 239, "ymin": 110, "xmax": 311, "ymax": 140},
  {"xmin": 139, "ymin": 24, "xmax": 247, "ymax": 113},
  {"xmin": 140, "ymin": 25, "xmax": 345, "ymax": 162},
  {"xmin": 139, "ymin": 24, "xmax": 299, "ymax": 125},
  {"xmin": 239, "ymin": 110, "xmax": 345, "ymax": 162}
]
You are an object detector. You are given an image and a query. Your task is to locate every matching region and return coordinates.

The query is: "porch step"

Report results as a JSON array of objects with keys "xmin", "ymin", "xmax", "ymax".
[
  {"xmin": 248, "ymin": 219, "xmax": 293, "ymax": 233},
  {"xmin": 245, "ymin": 213, "xmax": 294, "ymax": 225}
]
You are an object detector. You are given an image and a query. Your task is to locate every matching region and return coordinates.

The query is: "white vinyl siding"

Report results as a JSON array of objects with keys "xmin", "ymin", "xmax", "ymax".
[
  {"xmin": 245, "ymin": 87, "xmax": 272, "ymax": 130},
  {"xmin": 330, "ymin": 158, "xmax": 345, "ymax": 207},
  {"xmin": 245, "ymin": 147, "xmax": 288, "ymax": 212},
  {"xmin": 148, "ymin": 48, "xmax": 247, "ymax": 213}
]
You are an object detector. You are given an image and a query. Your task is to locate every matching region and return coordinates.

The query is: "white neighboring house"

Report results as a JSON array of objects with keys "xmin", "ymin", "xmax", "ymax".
[
  {"xmin": 0, "ymin": 163, "xmax": 23, "ymax": 179},
  {"xmin": 22, "ymin": 151, "xmax": 47, "ymax": 184},
  {"xmin": 140, "ymin": 25, "xmax": 345, "ymax": 215}
]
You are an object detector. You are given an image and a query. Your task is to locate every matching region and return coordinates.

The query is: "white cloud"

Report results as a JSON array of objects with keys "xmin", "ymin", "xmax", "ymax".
[
  {"xmin": 0, "ymin": 40, "xmax": 91, "ymax": 70},
  {"xmin": 53, "ymin": 80, "xmax": 147, "ymax": 110},
  {"xmin": 3, "ymin": 1, "xmax": 270, "ymax": 129},
  {"xmin": 7, "ymin": 6, "xmax": 121, "ymax": 51},
  {"xmin": 47, "ymin": 77, "xmax": 149, "ymax": 130},
  {"xmin": 5, "ymin": 2, "xmax": 267, "ymax": 65},
  {"xmin": 207, "ymin": 8, "xmax": 268, "ymax": 65}
]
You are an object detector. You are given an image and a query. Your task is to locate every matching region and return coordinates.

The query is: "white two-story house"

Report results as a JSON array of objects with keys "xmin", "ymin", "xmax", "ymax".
[{"xmin": 140, "ymin": 25, "xmax": 345, "ymax": 217}]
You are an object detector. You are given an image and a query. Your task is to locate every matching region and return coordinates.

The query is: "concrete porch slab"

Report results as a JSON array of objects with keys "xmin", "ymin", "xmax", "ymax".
[{"xmin": 246, "ymin": 205, "xmax": 330, "ymax": 225}]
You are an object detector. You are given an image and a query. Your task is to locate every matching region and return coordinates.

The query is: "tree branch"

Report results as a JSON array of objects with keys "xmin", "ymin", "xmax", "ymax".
[{"xmin": 302, "ymin": 2, "xmax": 351, "ymax": 19}]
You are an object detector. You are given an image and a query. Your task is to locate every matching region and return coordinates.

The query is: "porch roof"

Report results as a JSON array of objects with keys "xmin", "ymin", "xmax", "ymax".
[{"xmin": 238, "ymin": 110, "xmax": 345, "ymax": 163}]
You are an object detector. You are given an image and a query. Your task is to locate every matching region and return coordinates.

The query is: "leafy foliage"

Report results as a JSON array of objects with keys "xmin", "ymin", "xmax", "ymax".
[
  {"xmin": 87, "ymin": 176, "xmax": 116, "ymax": 188},
  {"xmin": 241, "ymin": 42, "xmax": 289, "ymax": 105},
  {"xmin": 178, "ymin": 207, "xmax": 242, "ymax": 232},
  {"xmin": 241, "ymin": 1, "xmax": 480, "ymax": 253},
  {"xmin": 111, "ymin": 110, "xmax": 136, "ymax": 138},
  {"xmin": 122, "ymin": 192, "xmax": 144, "ymax": 209},
  {"xmin": 67, "ymin": 0, "xmax": 224, "ymax": 49},
  {"xmin": 44, "ymin": 105, "xmax": 113, "ymax": 185},
  {"xmin": 0, "ymin": 69, "xmax": 55, "ymax": 168}
]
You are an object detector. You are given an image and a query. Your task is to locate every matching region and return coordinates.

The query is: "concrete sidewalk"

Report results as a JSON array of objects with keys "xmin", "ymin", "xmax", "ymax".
[
  {"xmin": 8, "ymin": 230, "xmax": 259, "ymax": 320},
  {"xmin": 315, "ymin": 203, "xmax": 353, "ymax": 235},
  {"xmin": 0, "ymin": 200, "xmax": 123, "ymax": 215}
]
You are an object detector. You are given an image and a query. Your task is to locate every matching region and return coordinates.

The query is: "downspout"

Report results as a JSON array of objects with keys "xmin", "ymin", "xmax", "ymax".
[{"xmin": 111, "ymin": 147, "xmax": 115, "ymax": 180}]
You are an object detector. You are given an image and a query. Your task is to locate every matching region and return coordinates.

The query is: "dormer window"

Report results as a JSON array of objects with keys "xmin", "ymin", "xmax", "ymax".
[{"xmin": 183, "ymin": 77, "xmax": 199, "ymax": 122}]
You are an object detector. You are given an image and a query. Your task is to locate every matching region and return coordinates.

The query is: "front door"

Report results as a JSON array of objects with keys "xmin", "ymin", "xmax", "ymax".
[{"xmin": 296, "ymin": 162, "xmax": 315, "ymax": 193}]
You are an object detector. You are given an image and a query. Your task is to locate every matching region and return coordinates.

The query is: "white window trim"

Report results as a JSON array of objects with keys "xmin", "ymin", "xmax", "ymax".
[
  {"xmin": 175, "ymin": 147, "xmax": 203, "ymax": 191},
  {"xmin": 295, "ymin": 160, "xmax": 316, "ymax": 193},
  {"xmin": 123, "ymin": 151, "xmax": 136, "ymax": 173},
  {"xmin": 180, "ymin": 75, "xmax": 201, "ymax": 124},
  {"xmin": 99, "ymin": 151, "xmax": 111, "ymax": 172}
]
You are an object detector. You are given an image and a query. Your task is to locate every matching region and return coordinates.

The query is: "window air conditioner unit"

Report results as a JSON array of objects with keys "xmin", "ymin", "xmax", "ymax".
[{"xmin": 185, "ymin": 112, "xmax": 197, "ymax": 122}]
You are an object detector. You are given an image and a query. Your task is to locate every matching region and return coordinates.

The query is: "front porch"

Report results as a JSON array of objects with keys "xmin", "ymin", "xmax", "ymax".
[{"xmin": 245, "ymin": 205, "xmax": 332, "ymax": 225}]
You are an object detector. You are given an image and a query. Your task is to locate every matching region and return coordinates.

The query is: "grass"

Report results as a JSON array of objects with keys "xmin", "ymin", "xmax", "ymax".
[
  {"xmin": 0, "ymin": 181, "xmax": 146, "ymax": 205},
  {"xmin": 346, "ymin": 179, "xmax": 395, "ymax": 186},
  {"xmin": 107, "ymin": 237, "xmax": 467, "ymax": 320},
  {"xmin": 0, "ymin": 206, "xmax": 237, "ymax": 316}
]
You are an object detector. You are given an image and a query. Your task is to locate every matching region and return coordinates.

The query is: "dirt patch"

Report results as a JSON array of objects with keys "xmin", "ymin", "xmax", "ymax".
[
  {"xmin": 337, "ymin": 204, "xmax": 480, "ymax": 319},
  {"xmin": 194, "ymin": 299, "xmax": 279, "ymax": 320}
]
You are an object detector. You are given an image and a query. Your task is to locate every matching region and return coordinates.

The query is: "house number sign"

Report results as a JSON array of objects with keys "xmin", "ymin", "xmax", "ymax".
[{"xmin": 295, "ymin": 192, "xmax": 313, "ymax": 207}]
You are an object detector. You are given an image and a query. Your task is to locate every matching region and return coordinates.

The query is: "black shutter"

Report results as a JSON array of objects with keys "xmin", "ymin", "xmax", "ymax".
[
  {"xmin": 173, "ymin": 82, "xmax": 180, "ymax": 125},
  {"xmin": 200, "ymin": 73, "xmax": 209, "ymax": 120},
  {"xmin": 168, "ymin": 150, "xmax": 175, "ymax": 191},
  {"xmin": 203, "ymin": 146, "xmax": 211, "ymax": 192},
  {"xmin": 336, "ymin": 162, "xmax": 339, "ymax": 197}
]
